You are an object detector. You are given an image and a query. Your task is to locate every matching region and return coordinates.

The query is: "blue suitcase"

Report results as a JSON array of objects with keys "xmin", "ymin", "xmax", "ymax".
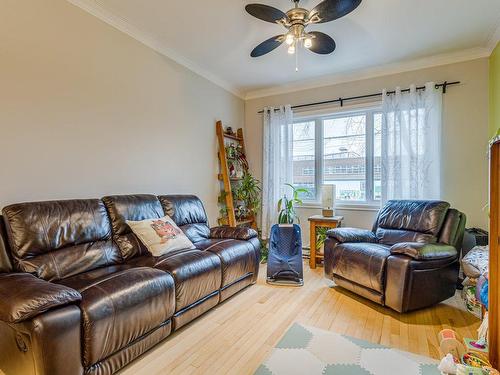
[{"xmin": 266, "ymin": 224, "xmax": 304, "ymax": 286}]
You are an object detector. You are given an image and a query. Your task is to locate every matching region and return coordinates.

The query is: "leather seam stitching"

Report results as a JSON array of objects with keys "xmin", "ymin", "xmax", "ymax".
[
  {"xmin": 87, "ymin": 319, "xmax": 171, "ymax": 370},
  {"xmin": 220, "ymin": 273, "xmax": 253, "ymax": 290},
  {"xmin": 49, "ymin": 251, "xmax": 62, "ymax": 280},
  {"xmin": 76, "ymin": 269, "xmax": 139, "ymax": 293},
  {"xmin": 173, "ymin": 290, "xmax": 219, "ymax": 317},
  {"xmin": 93, "ymin": 284, "xmax": 116, "ymax": 365},
  {"xmin": 333, "ymin": 274, "xmax": 382, "ymax": 295}
]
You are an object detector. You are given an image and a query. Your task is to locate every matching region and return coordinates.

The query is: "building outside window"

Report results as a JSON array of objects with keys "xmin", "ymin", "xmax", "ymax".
[
  {"xmin": 302, "ymin": 167, "xmax": 314, "ymax": 176},
  {"xmin": 291, "ymin": 107, "xmax": 382, "ymax": 205}
]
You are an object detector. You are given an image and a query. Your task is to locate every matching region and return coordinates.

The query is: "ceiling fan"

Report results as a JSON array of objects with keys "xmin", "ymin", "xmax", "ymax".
[{"xmin": 245, "ymin": 0, "xmax": 362, "ymax": 58}]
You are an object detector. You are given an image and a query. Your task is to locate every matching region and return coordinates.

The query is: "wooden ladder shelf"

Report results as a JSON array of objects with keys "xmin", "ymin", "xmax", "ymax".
[{"xmin": 216, "ymin": 121, "xmax": 257, "ymax": 229}]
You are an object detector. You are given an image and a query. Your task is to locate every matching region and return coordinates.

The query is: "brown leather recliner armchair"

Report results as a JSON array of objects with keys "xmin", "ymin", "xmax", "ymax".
[
  {"xmin": 0, "ymin": 195, "xmax": 260, "ymax": 375},
  {"xmin": 324, "ymin": 200, "xmax": 466, "ymax": 313}
]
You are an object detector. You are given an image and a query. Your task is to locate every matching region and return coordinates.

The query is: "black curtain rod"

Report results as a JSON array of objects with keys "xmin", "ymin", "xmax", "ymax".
[{"xmin": 257, "ymin": 81, "xmax": 460, "ymax": 114}]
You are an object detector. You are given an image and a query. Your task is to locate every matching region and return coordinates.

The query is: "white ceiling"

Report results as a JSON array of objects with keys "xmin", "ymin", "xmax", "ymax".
[{"xmin": 70, "ymin": 0, "xmax": 500, "ymax": 98}]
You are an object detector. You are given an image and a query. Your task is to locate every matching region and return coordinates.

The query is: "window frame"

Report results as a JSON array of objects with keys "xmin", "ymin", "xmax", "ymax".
[{"xmin": 291, "ymin": 105, "xmax": 382, "ymax": 209}]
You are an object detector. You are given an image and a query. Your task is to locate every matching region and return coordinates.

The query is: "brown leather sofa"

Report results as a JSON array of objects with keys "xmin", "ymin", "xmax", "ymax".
[
  {"xmin": 324, "ymin": 200, "xmax": 465, "ymax": 313},
  {"xmin": 0, "ymin": 194, "xmax": 260, "ymax": 375}
]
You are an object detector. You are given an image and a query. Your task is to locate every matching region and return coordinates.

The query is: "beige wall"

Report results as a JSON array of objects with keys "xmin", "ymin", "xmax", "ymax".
[
  {"xmin": 0, "ymin": 1, "xmax": 490, "ymax": 238},
  {"xmin": 245, "ymin": 59, "xmax": 490, "ymax": 245},
  {"xmin": 0, "ymin": 0, "xmax": 244, "ymax": 223}
]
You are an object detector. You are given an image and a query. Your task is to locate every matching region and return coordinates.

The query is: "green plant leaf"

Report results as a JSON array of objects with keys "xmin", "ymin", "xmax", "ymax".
[
  {"xmin": 295, "ymin": 188, "xmax": 309, "ymax": 193},
  {"xmin": 276, "ymin": 183, "xmax": 311, "ymax": 224}
]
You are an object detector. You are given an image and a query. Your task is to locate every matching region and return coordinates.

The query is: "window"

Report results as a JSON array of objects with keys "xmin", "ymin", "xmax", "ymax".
[
  {"xmin": 291, "ymin": 108, "xmax": 382, "ymax": 205},
  {"xmin": 291, "ymin": 121, "xmax": 315, "ymax": 199}
]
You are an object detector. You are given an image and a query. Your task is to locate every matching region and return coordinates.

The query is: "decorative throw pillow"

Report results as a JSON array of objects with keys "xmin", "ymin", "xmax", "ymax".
[{"xmin": 126, "ymin": 215, "xmax": 195, "ymax": 256}]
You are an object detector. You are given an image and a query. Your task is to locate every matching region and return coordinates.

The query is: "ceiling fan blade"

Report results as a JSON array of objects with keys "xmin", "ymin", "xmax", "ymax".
[
  {"xmin": 245, "ymin": 4, "xmax": 288, "ymax": 24},
  {"xmin": 310, "ymin": 0, "xmax": 362, "ymax": 24},
  {"xmin": 251, "ymin": 35, "xmax": 284, "ymax": 57},
  {"xmin": 307, "ymin": 32, "xmax": 336, "ymax": 54}
]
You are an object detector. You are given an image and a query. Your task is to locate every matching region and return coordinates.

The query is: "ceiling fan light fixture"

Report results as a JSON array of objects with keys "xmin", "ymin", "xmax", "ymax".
[
  {"xmin": 246, "ymin": 0, "xmax": 361, "ymax": 60},
  {"xmin": 304, "ymin": 37, "xmax": 312, "ymax": 49}
]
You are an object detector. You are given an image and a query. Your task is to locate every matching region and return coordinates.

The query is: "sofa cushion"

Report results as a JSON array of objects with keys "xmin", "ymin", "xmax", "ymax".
[
  {"xmin": 102, "ymin": 195, "xmax": 165, "ymax": 260},
  {"xmin": 375, "ymin": 228, "xmax": 436, "ymax": 245},
  {"xmin": 390, "ymin": 242, "xmax": 457, "ymax": 260},
  {"xmin": 128, "ymin": 249, "xmax": 221, "ymax": 311},
  {"xmin": 375, "ymin": 200, "xmax": 450, "ymax": 245},
  {"xmin": 330, "ymin": 243, "xmax": 391, "ymax": 293},
  {"xmin": 56, "ymin": 264, "xmax": 134, "ymax": 290},
  {"xmin": 194, "ymin": 239, "xmax": 259, "ymax": 288},
  {"xmin": 209, "ymin": 226, "xmax": 258, "ymax": 241},
  {"xmin": 438, "ymin": 209, "xmax": 466, "ymax": 247},
  {"xmin": 2, "ymin": 199, "xmax": 120, "ymax": 281},
  {"xmin": 158, "ymin": 195, "xmax": 210, "ymax": 243},
  {"xmin": 58, "ymin": 266, "xmax": 175, "ymax": 367},
  {"xmin": 327, "ymin": 228, "xmax": 378, "ymax": 243}
]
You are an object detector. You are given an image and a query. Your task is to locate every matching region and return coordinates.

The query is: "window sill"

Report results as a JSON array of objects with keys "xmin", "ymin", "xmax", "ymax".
[{"xmin": 297, "ymin": 202, "xmax": 380, "ymax": 212}]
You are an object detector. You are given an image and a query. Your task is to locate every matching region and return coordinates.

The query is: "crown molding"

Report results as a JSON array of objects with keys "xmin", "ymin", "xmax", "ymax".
[
  {"xmin": 66, "ymin": 0, "xmax": 245, "ymax": 99},
  {"xmin": 244, "ymin": 46, "xmax": 491, "ymax": 100},
  {"xmin": 487, "ymin": 16, "xmax": 500, "ymax": 52},
  {"xmin": 66, "ymin": 0, "xmax": 500, "ymax": 102}
]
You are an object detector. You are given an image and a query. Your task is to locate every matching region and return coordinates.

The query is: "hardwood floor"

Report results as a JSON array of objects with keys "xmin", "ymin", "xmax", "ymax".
[{"xmin": 120, "ymin": 262, "xmax": 480, "ymax": 375}]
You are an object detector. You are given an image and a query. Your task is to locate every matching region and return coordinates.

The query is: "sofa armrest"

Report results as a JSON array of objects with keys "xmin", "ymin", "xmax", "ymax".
[
  {"xmin": 326, "ymin": 228, "xmax": 377, "ymax": 243},
  {"xmin": 0, "ymin": 273, "xmax": 81, "ymax": 323},
  {"xmin": 390, "ymin": 242, "xmax": 457, "ymax": 260},
  {"xmin": 210, "ymin": 226, "xmax": 258, "ymax": 241}
]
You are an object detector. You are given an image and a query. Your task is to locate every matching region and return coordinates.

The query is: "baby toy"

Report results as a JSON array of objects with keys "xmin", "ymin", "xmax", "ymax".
[
  {"xmin": 438, "ymin": 353, "xmax": 457, "ymax": 374},
  {"xmin": 456, "ymin": 364, "xmax": 485, "ymax": 375},
  {"xmin": 462, "ymin": 352, "xmax": 491, "ymax": 368},
  {"xmin": 439, "ymin": 329, "xmax": 466, "ymax": 360}
]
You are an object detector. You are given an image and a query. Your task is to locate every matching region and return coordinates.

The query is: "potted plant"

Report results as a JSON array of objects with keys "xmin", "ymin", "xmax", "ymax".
[
  {"xmin": 277, "ymin": 184, "xmax": 309, "ymax": 224},
  {"xmin": 315, "ymin": 226, "xmax": 329, "ymax": 255},
  {"xmin": 234, "ymin": 172, "xmax": 261, "ymax": 218},
  {"xmin": 225, "ymin": 143, "xmax": 248, "ymax": 178},
  {"xmin": 234, "ymin": 205, "xmax": 249, "ymax": 221},
  {"xmin": 259, "ymin": 234, "xmax": 269, "ymax": 263}
]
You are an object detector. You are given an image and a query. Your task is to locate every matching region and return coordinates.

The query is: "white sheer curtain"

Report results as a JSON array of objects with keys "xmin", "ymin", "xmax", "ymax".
[
  {"xmin": 381, "ymin": 82, "xmax": 443, "ymax": 202},
  {"xmin": 261, "ymin": 105, "xmax": 293, "ymax": 238}
]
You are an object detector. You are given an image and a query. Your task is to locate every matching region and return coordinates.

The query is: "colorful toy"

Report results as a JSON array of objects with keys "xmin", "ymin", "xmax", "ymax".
[
  {"xmin": 439, "ymin": 329, "xmax": 466, "ymax": 359},
  {"xmin": 462, "ymin": 352, "xmax": 491, "ymax": 368},
  {"xmin": 478, "ymin": 313, "xmax": 489, "ymax": 344},
  {"xmin": 464, "ymin": 285, "xmax": 483, "ymax": 319},
  {"xmin": 464, "ymin": 337, "xmax": 489, "ymax": 355},
  {"xmin": 438, "ymin": 353, "xmax": 457, "ymax": 374},
  {"xmin": 480, "ymin": 279, "xmax": 489, "ymax": 309},
  {"xmin": 456, "ymin": 364, "xmax": 485, "ymax": 375}
]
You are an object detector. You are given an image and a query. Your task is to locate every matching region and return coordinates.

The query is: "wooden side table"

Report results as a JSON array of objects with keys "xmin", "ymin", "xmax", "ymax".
[{"xmin": 308, "ymin": 215, "xmax": 344, "ymax": 269}]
